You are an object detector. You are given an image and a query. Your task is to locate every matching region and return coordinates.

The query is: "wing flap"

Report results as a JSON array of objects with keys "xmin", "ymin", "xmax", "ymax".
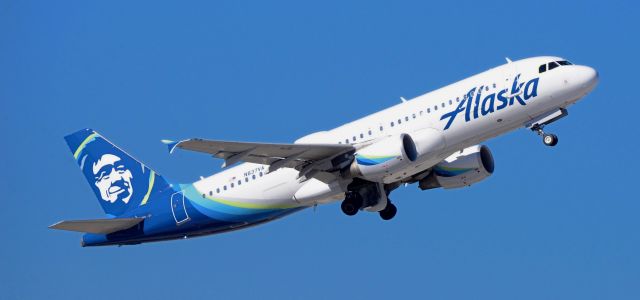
[{"xmin": 49, "ymin": 217, "xmax": 144, "ymax": 234}]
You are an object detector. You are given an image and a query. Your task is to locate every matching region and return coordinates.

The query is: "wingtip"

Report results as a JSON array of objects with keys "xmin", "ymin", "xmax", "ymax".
[{"xmin": 161, "ymin": 139, "xmax": 180, "ymax": 154}]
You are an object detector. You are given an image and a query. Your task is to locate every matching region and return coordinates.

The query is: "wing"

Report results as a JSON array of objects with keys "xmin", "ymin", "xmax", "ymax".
[
  {"xmin": 49, "ymin": 217, "xmax": 144, "ymax": 234},
  {"xmin": 165, "ymin": 139, "xmax": 355, "ymax": 182}
]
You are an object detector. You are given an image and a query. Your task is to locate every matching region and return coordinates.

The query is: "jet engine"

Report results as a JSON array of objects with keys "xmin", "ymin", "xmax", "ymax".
[
  {"xmin": 418, "ymin": 145, "xmax": 494, "ymax": 189},
  {"xmin": 346, "ymin": 133, "xmax": 418, "ymax": 181}
]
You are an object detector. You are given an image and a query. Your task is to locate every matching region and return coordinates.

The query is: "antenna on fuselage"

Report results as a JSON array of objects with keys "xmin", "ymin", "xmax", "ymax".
[
  {"xmin": 400, "ymin": 97, "xmax": 407, "ymax": 103},
  {"xmin": 505, "ymin": 57, "xmax": 513, "ymax": 63}
]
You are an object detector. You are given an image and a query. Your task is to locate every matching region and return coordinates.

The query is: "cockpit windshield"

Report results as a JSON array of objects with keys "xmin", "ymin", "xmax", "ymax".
[{"xmin": 539, "ymin": 60, "xmax": 573, "ymax": 73}]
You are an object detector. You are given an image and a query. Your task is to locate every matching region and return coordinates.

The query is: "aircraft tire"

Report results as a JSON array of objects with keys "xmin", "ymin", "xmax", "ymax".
[
  {"xmin": 379, "ymin": 202, "xmax": 397, "ymax": 220},
  {"xmin": 543, "ymin": 133, "xmax": 558, "ymax": 146}
]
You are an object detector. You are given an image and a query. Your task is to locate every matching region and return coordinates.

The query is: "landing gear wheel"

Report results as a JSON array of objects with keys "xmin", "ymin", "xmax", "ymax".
[
  {"xmin": 341, "ymin": 193, "xmax": 363, "ymax": 216},
  {"xmin": 379, "ymin": 202, "xmax": 397, "ymax": 220},
  {"xmin": 543, "ymin": 133, "xmax": 558, "ymax": 146}
]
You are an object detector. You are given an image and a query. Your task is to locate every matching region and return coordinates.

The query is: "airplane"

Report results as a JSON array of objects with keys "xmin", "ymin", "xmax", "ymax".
[{"xmin": 50, "ymin": 56, "xmax": 598, "ymax": 247}]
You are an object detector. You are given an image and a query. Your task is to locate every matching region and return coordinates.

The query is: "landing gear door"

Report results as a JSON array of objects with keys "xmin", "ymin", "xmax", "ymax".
[{"xmin": 170, "ymin": 191, "xmax": 190, "ymax": 225}]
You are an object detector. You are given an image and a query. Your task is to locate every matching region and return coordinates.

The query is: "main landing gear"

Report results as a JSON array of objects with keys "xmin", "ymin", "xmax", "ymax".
[
  {"xmin": 379, "ymin": 202, "xmax": 397, "ymax": 220},
  {"xmin": 532, "ymin": 124, "xmax": 558, "ymax": 147},
  {"xmin": 340, "ymin": 191, "xmax": 397, "ymax": 220},
  {"xmin": 341, "ymin": 192, "xmax": 363, "ymax": 216}
]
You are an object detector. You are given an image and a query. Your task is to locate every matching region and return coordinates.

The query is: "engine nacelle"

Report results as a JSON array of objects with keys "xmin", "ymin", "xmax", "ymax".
[
  {"xmin": 419, "ymin": 145, "xmax": 494, "ymax": 190},
  {"xmin": 346, "ymin": 133, "xmax": 417, "ymax": 181}
]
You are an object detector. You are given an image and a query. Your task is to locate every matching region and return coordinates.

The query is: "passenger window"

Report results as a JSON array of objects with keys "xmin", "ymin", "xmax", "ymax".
[
  {"xmin": 238, "ymin": 180, "xmax": 241, "ymax": 185},
  {"xmin": 252, "ymin": 175, "xmax": 256, "ymax": 180},
  {"xmin": 412, "ymin": 113, "xmax": 416, "ymax": 119},
  {"xmin": 391, "ymin": 122, "xmax": 394, "ymax": 127},
  {"xmin": 368, "ymin": 130, "xmax": 372, "ymax": 135},
  {"xmin": 224, "ymin": 185, "xmax": 227, "ymax": 190},
  {"xmin": 548, "ymin": 61, "xmax": 559, "ymax": 70},
  {"xmin": 245, "ymin": 177, "xmax": 249, "ymax": 182},
  {"xmin": 441, "ymin": 103, "xmax": 445, "ymax": 108},
  {"xmin": 419, "ymin": 111, "xmax": 423, "ymax": 116},
  {"xmin": 216, "ymin": 188, "xmax": 220, "ymax": 193},
  {"xmin": 492, "ymin": 83, "xmax": 496, "ymax": 88},
  {"xmin": 352, "ymin": 136, "xmax": 356, "ymax": 141},
  {"xmin": 427, "ymin": 108, "xmax": 431, "ymax": 113},
  {"xmin": 209, "ymin": 191, "xmax": 213, "ymax": 196},
  {"xmin": 259, "ymin": 172, "xmax": 263, "ymax": 177},
  {"xmin": 434, "ymin": 105, "xmax": 438, "ymax": 111},
  {"xmin": 345, "ymin": 139, "xmax": 349, "ymax": 144},
  {"xmin": 485, "ymin": 86, "xmax": 489, "ymax": 91},
  {"xmin": 539, "ymin": 64, "xmax": 546, "ymax": 73},
  {"xmin": 449, "ymin": 100, "xmax": 452, "ymax": 105},
  {"xmin": 231, "ymin": 183, "xmax": 234, "ymax": 188},
  {"xmin": 379, "ymin": 126, "xmax": 384, "ymax": 131},
  {"xmin": 397, "ymin": 119, "xmax": 401, "ymax": 124},
  {"xmin": 405, "ymin": 116, "xmax": 409, "ymax": 121},
  {"xmin": 456, "ymin": 97, "xmax": 460, "ymax": 102}
]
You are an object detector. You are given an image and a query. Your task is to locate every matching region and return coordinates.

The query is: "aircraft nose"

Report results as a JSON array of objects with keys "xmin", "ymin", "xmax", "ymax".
[{"xmin": 575, "ymin": 65, "xmax": 599, "ymax": 91}]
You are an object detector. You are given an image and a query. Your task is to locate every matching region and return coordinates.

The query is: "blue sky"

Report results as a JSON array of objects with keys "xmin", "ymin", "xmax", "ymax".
[{"xmin": 2, "ymin": 0, "xmax": 639, "ymax": 299}]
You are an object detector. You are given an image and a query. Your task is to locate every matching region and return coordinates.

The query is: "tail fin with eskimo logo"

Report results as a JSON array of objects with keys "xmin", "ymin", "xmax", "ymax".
[{"xmin": 64, "ymin": 128, "xmax": 170, "ymax": 217}]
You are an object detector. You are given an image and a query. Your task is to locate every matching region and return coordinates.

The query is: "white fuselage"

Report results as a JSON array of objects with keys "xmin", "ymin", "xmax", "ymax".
[{"xmin": 192, "ymin": 56, "xmax": 598, "ymax": 208}]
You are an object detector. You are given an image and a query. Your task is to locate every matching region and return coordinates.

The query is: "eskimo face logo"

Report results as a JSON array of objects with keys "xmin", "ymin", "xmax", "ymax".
[
  {"xmin": 440, "ymin": 74, "xmax": 540, "ymax": 130},
  {"xmin": 92, "ymin": 154, "xmax": 134, "ymax": 204}
]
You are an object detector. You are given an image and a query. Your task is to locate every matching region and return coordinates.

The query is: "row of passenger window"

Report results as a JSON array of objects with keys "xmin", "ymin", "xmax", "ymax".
[
  {"xmin": 202, "ymin": 171, "xmax": 264, "ymax": 198},
  {"xmin": 338, "ymin": 84, "xmax": 498, "ymax": 144}
]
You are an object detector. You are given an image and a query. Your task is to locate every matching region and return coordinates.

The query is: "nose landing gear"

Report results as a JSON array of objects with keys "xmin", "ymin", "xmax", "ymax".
[{"xmin": 532, "ymin": 124, "xmax": 558, "ymax": 147}]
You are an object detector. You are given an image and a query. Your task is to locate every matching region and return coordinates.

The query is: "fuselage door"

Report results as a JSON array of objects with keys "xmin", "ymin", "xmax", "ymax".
[{"xmin": 170, "ymin": 191, "xmax": 190, "ymax": 225}]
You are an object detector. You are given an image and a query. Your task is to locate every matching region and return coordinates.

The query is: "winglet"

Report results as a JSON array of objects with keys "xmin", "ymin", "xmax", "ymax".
[{"xmin": 161, "ymin": 139, "xmax": 181, "ymax": 154}]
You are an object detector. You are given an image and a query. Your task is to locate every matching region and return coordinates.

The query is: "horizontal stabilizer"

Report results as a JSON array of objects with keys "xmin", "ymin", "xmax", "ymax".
[{"xmin": 49, "ymin": 217, "xmax": 144, "ymax": 234}]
